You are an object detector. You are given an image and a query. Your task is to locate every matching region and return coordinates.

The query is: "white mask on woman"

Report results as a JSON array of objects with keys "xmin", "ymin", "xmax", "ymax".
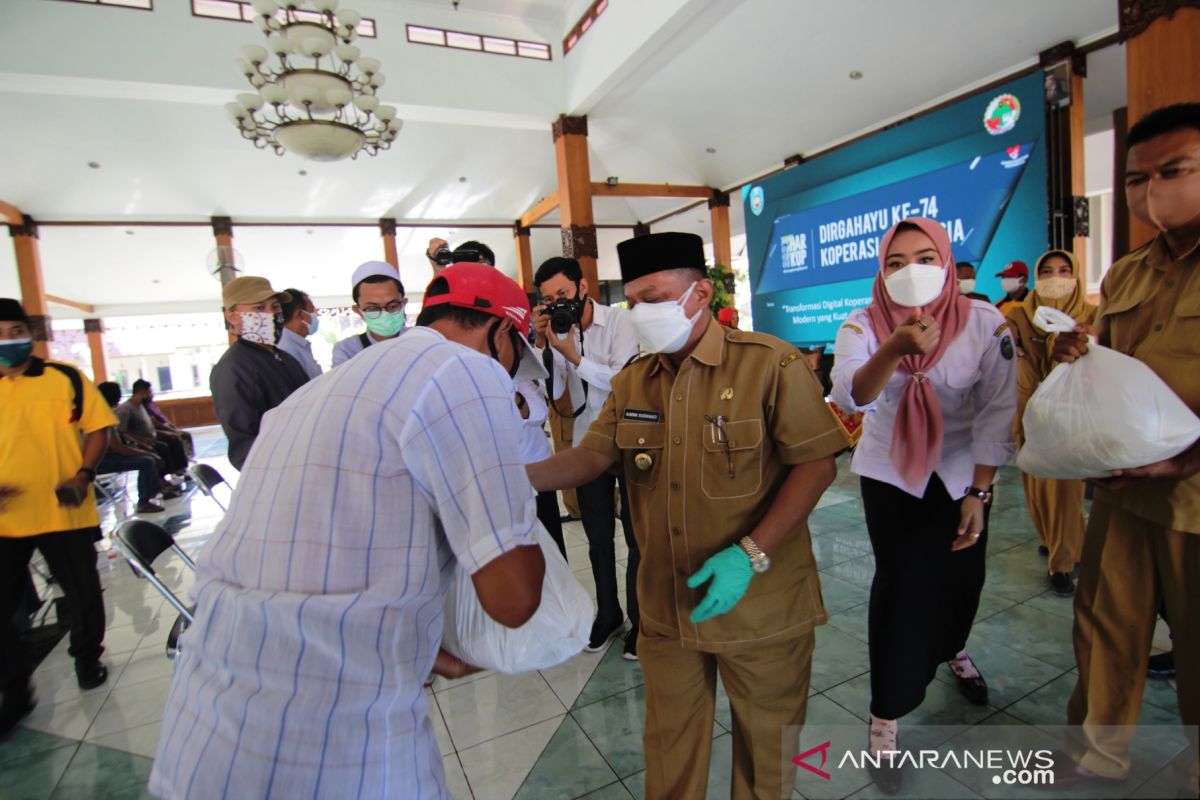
[
  {"xmin": 1035, "ymin": 276, "xmax": 1075, "ymax": 301},
  {"xmin": 884, "ymin": 264, "xmax": 946, "ymax": 308},
  {"xmin": 630, "ymin": 281, "xmax": 703, "ymax": 354}
]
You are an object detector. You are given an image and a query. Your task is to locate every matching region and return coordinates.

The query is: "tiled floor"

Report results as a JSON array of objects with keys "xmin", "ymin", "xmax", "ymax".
[{"xmin": 1, "ymin": 431, "xmax": 1186, "ymax": 799}]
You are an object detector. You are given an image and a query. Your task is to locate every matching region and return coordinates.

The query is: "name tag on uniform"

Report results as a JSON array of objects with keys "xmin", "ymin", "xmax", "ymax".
[{"xmin": 623, "ymin": 409, "xmax": 662, "ymax": 422}]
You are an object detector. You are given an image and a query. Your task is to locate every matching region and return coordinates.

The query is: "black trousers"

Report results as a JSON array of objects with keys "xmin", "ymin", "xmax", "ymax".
[
  {"xmin": 154, "ymin": 436, "xmax": 188, "ymax": 475},
  {"xmin": 577, "ymin": 472, "xmax": 640, "ymax": 629},
  {"xmin": 536, "ymin": 490, "xmax": 567, "ymax": 560},
  {"xmin": 861, "ymin": 475, "xmax": 990, "ymax": 719},
  {"xmin": 0, "ymin": 529, "xmax": 106, "ymax": 688}
]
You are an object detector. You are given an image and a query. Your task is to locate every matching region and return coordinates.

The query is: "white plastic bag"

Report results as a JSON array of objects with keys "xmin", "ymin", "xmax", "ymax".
[
  {"xmin": 1016, "ymin": 307, "xmax": 1200, "ymax": 479},
  {"xmin": 440, "ymin": 525, "xmax": 593, "ymax": 674}
]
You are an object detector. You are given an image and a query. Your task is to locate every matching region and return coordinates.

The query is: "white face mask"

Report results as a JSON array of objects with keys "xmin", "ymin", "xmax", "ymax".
[
  {"xmin": 884, "ymin": 263, "xmax": 946, "ymax": 308},
  {"xmin": 958, "ymin": 278, "xmax": 977, "ymax": 295},
  {"xmin": 1035, "ymin": 276, "xmax": 1076, "ymax": 301},
  {"xmin": 239, "ymin": 311, "xmax": 277, "ymax": 345},
  {"xmin": 1000, "ymin": 277, "xmax": 1024, "ymax": 295},
  {"xmin": 630, "ymin": 281, "xmax": 703, "ymax": 354}
]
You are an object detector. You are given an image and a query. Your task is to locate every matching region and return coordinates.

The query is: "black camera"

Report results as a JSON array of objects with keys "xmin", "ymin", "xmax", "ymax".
[
  {"xmin": 433, "ymin": 246, "xmax": 490, "ymax": 267},
  {"xmin": 432, "ymin": 246, "xmax": 455, "ymax": 267},
  {"xmin": 542, "ymin": 297, "xmax": 584, "ymax": 335}
]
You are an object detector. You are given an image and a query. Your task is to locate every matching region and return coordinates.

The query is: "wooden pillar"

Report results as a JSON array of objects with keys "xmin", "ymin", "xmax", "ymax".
[
  {"xmin": 1120, "ymin": 0, "xmax": 1200, "ymax": 250},
  {"xmin": 1040, "ymin": 41, "xmax": 1089, "ymax": 274},
  {"xmin": 380, "ymin": 218, "xmax": 399, "ymax": 269},
  {"xmin": 513, "ymin": 223, "xmax": 534, "ymax": 292},
  {"xmin": 84, "ymin": 318, "xmax": 108, "ymax": 383},
  {"xmin": 1112, "ymin": 107, "xmax": 1131, "ymax": 263},
  {"xmin": 10, "ymin": 214, "xmax": 51, "ymax": 359},
  {"xmin": 211, "ymin": 216, "xmax": 237, "ymax": 285},
  {"xmin": 552, "ymin": 115, "xmax": 599, "ymax": 291},
  {"xmin": 709, "ymin": 190, "xmax": 733, "ymax": 272}
]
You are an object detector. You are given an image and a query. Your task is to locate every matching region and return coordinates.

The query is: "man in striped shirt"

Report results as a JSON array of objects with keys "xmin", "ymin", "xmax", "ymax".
[{"xmin": 151, "ymin": 265, "xmax": 548, "ymax": 799}]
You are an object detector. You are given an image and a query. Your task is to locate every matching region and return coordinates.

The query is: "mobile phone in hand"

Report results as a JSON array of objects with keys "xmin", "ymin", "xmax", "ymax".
[{"xmin": 55, "ymin": 484, "xmax": 87, "ymax": 507}]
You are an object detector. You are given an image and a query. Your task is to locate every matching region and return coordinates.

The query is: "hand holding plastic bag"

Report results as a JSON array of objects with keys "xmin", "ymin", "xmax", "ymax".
[
  {"xmin": 1016, "ymin": 307, "xmax": 1200, "ymax": 480},
  {"xmin": 440, "ymin": 525, "xmax": 593, "ymax": 674}
]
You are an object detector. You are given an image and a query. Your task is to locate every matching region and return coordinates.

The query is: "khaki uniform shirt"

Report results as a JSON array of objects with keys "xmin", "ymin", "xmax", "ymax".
[
  {"xmin": 579, "ymin": 318, "xmax": 848, "ymax": 652},
  {"xmin": 1095, "ymin": 235, "xmax": 1200, "ymax": 533}
]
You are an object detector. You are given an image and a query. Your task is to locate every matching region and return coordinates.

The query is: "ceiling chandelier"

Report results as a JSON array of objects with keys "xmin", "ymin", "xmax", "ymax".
[{"xmin": 226, "ymin": 0, "xmax": 401, "ymax": 162}]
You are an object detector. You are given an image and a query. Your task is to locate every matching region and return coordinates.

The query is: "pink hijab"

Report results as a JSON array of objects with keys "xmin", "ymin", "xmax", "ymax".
[{"xmin": 865, "ymin": 217, "xmax": 971, "ymax": 493}]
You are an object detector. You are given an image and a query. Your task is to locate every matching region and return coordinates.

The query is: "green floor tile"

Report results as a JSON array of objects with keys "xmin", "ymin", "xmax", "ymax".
[
  {"xmin": 2, "ymin": 744, "xmax": 77, "ymax": 800},
  {"xmin": 515, "ymin": 716, "xmax": 618, "ymax": 799},
  {"xmin": 49, "ymin": 743, "xmax": 153, "ymax": 800},
  {"xmin": 0, "ymin": 728, "xmax": 78, "ymax": 769},
  {"xmin": 572, "ymin": 644, "xmax": 643, "ymax": 710}
]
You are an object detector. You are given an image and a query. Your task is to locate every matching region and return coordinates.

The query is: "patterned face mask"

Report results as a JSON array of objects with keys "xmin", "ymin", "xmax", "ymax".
[{"xmin": 239, "ymin": 311, "xmax": 280, "ymax": 345}]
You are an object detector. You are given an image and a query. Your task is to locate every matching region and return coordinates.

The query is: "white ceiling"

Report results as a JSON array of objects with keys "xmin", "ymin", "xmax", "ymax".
[{"xmin": 0, "ymin": 0, "xmax": 1123, "ymax": 314}]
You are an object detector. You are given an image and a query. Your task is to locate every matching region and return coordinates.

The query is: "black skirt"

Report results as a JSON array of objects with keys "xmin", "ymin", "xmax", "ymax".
[{"xmin": 861, "ymin": 474, "xmax": 990, "ymax": 719}]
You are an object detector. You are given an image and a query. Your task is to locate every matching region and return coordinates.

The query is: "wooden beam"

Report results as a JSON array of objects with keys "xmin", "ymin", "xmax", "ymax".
[
  {"xmin": 519, "ymin": 192, "xmax": 560, "ymax": 228},
  {"xmin": 84, "ymin": 318, "xmax": 108, "ymax": 383},
  {"xmin": 47, "ymin": 294, "xmax": 95, "ymax": 313},
  {"xmin": 11, "ymin": 215, "xmax": 50, "ymax": 358},
  {"xmin": 552, "ymin": 115, "xmax": 599, "ymax": 291},
  {"xmin": 0, "ymin": 200, "xmax": 21, "ymax": 226},
  {"xmin": 513, "ymin": 224, "xmax": 534, "ymax": 293},
  {"xmin": 380, "ymin": 218, "xmax": 399, "ymax": 269},
  {"xmin": 590, "ymin": 182, "xmax": 715, "ymax": 200},
  {"xmin": 709, "ymin": 192, "xmax": 732, "ymax": 271}
]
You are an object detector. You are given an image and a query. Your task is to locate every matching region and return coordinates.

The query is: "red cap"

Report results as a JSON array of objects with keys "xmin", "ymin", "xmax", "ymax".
[
  {"xmin": 422, "ymin": 262, "xmax": 533, "ymax": 337},
  {"xmin": 996, "ymin": 260, "xmax": 1029, "ymax": 279}
]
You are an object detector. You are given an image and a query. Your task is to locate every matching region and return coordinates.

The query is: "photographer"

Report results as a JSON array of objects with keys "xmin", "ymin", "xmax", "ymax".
[
  {"xmin": 533, "ymin": 256, "xmax": 642, "ymax": 659},
  {"xmin": 425, "ymin": 237, "xmax": 495, "ymax": 275}
]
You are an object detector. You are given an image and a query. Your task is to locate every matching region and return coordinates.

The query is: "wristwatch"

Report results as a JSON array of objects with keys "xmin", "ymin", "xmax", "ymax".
[
  {"xmin": 739, "ymin": 536, "xmax": 771, "ymax": 574},
  {"xmin": 964, "ymin": 485, "xmax": 993, "ymax": 505},
  {"xmin": 77, "ymin": 467, "xmax": 97, "ymax": 482}
]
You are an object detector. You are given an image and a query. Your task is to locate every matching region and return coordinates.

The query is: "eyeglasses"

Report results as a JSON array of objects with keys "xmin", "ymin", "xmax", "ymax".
[{"xmin": 361, "ymin": 300, "xmax": 406, "ymax": 319}]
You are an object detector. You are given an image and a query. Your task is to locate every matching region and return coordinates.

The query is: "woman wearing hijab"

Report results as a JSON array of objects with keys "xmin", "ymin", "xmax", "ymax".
[
  {"xmin": 831, "ymin": 218, "xmax": 1017, "ymax": 793},
  {"xmin": 1005, "ymin": 249, "xmax": 1096, "ymax": 597}
]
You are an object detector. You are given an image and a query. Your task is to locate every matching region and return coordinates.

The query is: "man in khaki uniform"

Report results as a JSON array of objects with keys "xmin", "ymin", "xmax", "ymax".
[
  {"xmin": 1053, "ymin": 103, "xmax": 1200, "ymax": 790},
  {"xmin": 528, "ymin": 232, "xmax": 847, "ymax": 799}
]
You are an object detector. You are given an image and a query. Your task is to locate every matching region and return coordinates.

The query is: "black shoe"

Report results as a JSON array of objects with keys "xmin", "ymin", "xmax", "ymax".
[
  {"xmin": 0, "ymin": 682, "xmax": 36, "ymax": 740},
  {"xmin": 1038, "ymin": 545, "xmax": 1049, "ymax": 556},
  {"xmin": 948, "ymin": 656, "xmax": 989, "ymax": 706},
  {"xmin": 867, "ymin": 755, "xmax": 903, "ymax": 795},
  {"xmin": 585, "ymin": 618, "xmax": 623, "ymax": 652},
  {"xmin": 622, "ymin": 629, "xmax": 638, "ymax": 662},
  {"xmin": 1049, "ymin": 572, "xmax": 1075, "ymax": 597},
  {"xmin": 1148, "ymin": 651, "xmax": 1175, "ymax": 679},
  {"xmin": 75, "ymin": 661, "xmax": 108, "ymax": 691}
]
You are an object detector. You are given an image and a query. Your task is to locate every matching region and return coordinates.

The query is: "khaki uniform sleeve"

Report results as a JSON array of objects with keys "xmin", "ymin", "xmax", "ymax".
[
  {"xmin": 767, "ymin": 350, "xmax": 848, "ymax": 465},
  {"xmin": 79, "ymin": 376, "xmax": 118, "ymax": 434},
  {"xmin": 578, "ymin": 390, "xmax": 621, "ymax": 463}
]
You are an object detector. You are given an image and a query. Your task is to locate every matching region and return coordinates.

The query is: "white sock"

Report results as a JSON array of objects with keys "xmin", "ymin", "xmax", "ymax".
[
  {"xmin": 948, "ymin": 650, "xmax": 981, "ymax": 679},
  {"xmin": 869, "ymin": 714, "xmax": 898, "ymax": 755}
]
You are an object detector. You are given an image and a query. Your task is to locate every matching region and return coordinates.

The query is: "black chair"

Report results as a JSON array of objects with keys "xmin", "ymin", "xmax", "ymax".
[
  {"xmin": 188, "ymin": 463, "xmax": 231, "ymax": 512},
  {"xmin": 114, "ymin": 520, "xmax": 196, "ymax": 659}
]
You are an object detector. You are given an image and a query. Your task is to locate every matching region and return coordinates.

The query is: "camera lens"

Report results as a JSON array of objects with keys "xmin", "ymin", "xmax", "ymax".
[
  {"xmin": 434, "ymin": 247, "xmax": 454, "ymax": 267},
  {"xmin": 550, "ymin": 307, "xmax": 575, "ymax": 335}
]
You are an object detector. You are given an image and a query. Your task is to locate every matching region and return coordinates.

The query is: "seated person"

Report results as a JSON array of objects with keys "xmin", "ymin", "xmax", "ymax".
[
  {"xmin": 117, "ymin": 380, "xmax": 188, "ymax": 477},
  {"xmin": 96, "ymin": 382, "xmax": 177, "ymax": 513},
  {"xmin": 144, "ymin": 395, "xmax": 195, "ymax": 461}
]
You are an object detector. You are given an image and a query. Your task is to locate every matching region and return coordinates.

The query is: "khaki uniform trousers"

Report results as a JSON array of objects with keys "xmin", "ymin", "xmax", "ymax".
[
  {"xmin": 640, "ymin": 628, "xmax": 815, "ymax": 800},
  {"xmin": 1020, "ymin": 472, "xmax": 1086, "ymax": 574},
  {"xmin": 1066, "ymin": 499, "xmax": 1199, "ymax": 781}
]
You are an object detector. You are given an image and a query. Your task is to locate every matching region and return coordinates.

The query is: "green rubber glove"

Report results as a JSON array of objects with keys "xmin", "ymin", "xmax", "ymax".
[{"xmin": 686, "ymin": 545, "xmax": 754, "ymax": 623}]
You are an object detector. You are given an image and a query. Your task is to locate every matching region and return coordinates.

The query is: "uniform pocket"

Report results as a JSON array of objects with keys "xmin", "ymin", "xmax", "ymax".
[
  {"xmin": 617, "ymin": 422, "xmax": 665, "ymax": 490},
  {"xmin": 700, "ymin": 418, "xmax": 763, "ymax": 499}
]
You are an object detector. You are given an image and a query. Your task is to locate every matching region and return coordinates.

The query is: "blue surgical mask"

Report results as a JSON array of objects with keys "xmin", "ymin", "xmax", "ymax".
[
  {"xmin": 0, "ymin": 337, "xmax": 34, "ymax": 367},
  {"xmin": 305, "ymin": 311, "xmax": 320, "ymax": 336}
]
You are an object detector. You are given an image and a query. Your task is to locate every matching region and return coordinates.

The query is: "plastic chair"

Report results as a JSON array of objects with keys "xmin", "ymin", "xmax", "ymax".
[
  {"xmin": 188, "ymin": 463, "xmax": 231, "ymax": 512},
  {"xmin": 114, "ymin": 520, "xmax": 196, "ymax": 659}
]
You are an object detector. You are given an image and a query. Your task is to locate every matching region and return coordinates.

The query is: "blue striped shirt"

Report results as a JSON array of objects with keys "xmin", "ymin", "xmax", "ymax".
[{"xmin": 151, "ymin": 328, "xmax": 539, "ymax": 799}]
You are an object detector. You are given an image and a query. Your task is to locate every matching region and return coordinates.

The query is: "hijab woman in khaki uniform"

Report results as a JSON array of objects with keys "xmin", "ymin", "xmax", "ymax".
[{"xmin": 1006, "ymin": 249, "xmax": 1096, "ymax": 596}]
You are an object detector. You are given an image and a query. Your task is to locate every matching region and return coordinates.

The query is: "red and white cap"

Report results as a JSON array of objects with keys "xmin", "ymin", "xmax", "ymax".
[{"xmin": 421, "ymin": 263, "xmax": 547, "ymax": 380}]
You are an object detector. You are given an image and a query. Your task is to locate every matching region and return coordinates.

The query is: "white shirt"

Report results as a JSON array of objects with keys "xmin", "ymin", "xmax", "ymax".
[
  {"xmin": 537, "ymin": 301, "xmax": 639, "ymax": 448},
  {"xmin": 151, "ymin": 328, "xmax": 538, "ymax": 800},
  {"xmin": 515, "ymin": 379, "xmax": 553, "ymax": 465},
  {"xmin": 331, "ymin": 328, "xmax": 402, "ymax": 367},
  {"xmin": 276, "ymin": 326, "xmax": 323, "ymax": 380},
  {"xmin": 830, "ymin": 300, "xmax": 1017, "ymax": 498}
]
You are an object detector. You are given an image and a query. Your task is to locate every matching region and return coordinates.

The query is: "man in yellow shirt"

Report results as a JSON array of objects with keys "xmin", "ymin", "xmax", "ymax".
[{"xmin": 0, "ymin": 299, "xmax": 116, "ymax": 738}]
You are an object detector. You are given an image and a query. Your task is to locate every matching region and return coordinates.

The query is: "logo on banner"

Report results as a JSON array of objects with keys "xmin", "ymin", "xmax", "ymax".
[
  {"xmin": 984, "ymin": 94, "xmax": 1021, "ymax": 135},
  {"xmin": 750, "ymin": 186, "xmax": 765, "ymax": 216},
  {"xmin": 780, "ymin": 233, "xmax": 808, "ymax": 273},
  {"xmin": 1002, "ymin": 144, "xmax": 1030, "ymax": 169}
]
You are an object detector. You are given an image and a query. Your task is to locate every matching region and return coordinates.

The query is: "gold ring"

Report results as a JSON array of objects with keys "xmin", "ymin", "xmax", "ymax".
[{"xmin": 915, "ymin": 320, "xmax": 928, "ymax": 331}]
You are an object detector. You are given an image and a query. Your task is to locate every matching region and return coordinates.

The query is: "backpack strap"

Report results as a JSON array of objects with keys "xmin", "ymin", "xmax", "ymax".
[
  {"xmin": 359, "ymin": 332, "xmax": 373, "ymax": 350},
  {"xmin": 45, "ymin": 362, "xmax": 84, "ymax": 424}
]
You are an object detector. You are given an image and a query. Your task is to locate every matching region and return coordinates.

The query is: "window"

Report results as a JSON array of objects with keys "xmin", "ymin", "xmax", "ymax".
[
  {"xmin": 563, "ymin": 0, "xmax": 606, "ymax": 55},
  {"xmin": 406, "ymin": 24, "xmax": 551, "ymax": 61},
  {"xmin": 157, "ymin": 366, "xmax": 174, "ymax": 392},
  {"xmin": 192, "ymin": 0, "xmax": 377, "ymax": 37},
  {"xmin": 52, "ymin": 0, "xmax": 153, "ymax": 9}
]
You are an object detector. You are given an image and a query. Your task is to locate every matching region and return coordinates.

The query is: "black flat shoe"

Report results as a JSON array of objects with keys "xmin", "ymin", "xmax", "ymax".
[
  {"xmin": 76, "ymin": 661, "xmax": 109, "ymax": 691},
  {"xmin": 584, "ymin": 618, "xmax": 623, "ymax": 652},
  {"xmin": 622, "ymin": 628, "xmax": 638, "ymax": 662},
  {"xmin": 1038, "ymin": 544, "xmax": 1049, "ymax": 556},
  {"xmin": 868, "ymin": 758, "xmax": 903, "ymax": 795},
  {"xmin": 948, "ymin": 655, "xmax": 989, "ymax": 706},
  {"xmin": 1049, "ymin": 572, "xmax": 1075, "ymax": 596},
  {"xmin": 1148, "ymin": 651, "xmax": 1175, "ymax": 679}
]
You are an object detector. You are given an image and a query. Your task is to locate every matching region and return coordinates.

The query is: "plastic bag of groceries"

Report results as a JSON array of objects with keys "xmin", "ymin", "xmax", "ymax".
[
  {"xmin": 441, "ymin": 524, "xmax": 593, "ymax": 674},
  {"xmin": 1016, "ymin": 307, "xmax": 1200, "ymax": 479}
]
